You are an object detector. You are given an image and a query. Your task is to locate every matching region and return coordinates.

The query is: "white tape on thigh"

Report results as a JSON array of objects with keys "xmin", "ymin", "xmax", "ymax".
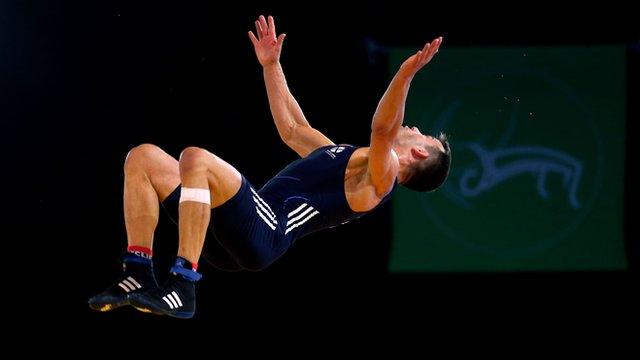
[{"xmin": 179, "ymin": 187, "xmax": 211, "ymax": 205}]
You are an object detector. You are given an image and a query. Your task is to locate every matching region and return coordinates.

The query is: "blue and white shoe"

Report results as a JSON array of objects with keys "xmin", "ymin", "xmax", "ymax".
[
  {"xmin": 129, "ymin": 257, "xmax": 201, "ymax": 319},
  {"xmin": 88, "ymin": 254, "xmax": 158, "ymax": 312}
]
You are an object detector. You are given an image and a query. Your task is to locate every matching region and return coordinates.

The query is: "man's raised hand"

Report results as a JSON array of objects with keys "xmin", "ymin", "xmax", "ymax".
[
  {"xmin": 398, "ymin": 37, "xmax": 442, "ymax": 78},
  {"xmin": 248, "ymin": 15, "xmax": 286, "ymax": 67}
]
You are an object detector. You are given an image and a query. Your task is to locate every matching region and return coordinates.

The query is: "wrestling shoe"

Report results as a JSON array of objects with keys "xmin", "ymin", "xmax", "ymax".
[
  {"xmin": 88, "ymin": 254, "xmax": 158, "ymax": 312},
  {"xmin": 129, "ymin": 257, "xmax": 201, "ymax": 319}
]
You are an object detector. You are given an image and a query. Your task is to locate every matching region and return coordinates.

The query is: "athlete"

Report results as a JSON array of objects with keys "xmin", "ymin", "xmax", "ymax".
[{"xmin": 88, "ymin": 15, "xmax": 450, "ymax": 318}]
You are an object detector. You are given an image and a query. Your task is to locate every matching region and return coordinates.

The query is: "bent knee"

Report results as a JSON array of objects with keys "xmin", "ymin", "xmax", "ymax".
[
  {"xmin": 179, "ymin": 146, "xmax": 208, "ymax": 161},
  {"xmin": 179, "ymin": 146, "xmax": 215, "ymax": 172},
  {"xmin": 125, "ymin": 143, "xmax": 162, "ymax": 171}
]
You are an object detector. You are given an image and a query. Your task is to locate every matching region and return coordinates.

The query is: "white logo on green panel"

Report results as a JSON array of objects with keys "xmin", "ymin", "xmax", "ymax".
[{"xmin": 419, "ymin": 67, "xmax": 604, "ymax": 258}]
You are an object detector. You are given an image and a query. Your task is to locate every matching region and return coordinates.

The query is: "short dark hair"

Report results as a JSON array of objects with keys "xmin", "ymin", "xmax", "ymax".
[{"xmin": 403, "ymin": 132, "xmax": 451, "ymax": 192}]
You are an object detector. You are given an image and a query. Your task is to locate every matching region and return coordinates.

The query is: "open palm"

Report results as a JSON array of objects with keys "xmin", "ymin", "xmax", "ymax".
[
  {"xmin": 399, "ymin": 37, "xmax": 442, "ymax": 77},
  {"xmin": 248, "ymin": 15, "xmax": 286, "ymax": 67}
]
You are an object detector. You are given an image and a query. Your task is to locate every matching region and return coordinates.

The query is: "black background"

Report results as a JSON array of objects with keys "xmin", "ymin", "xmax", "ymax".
[{"xmin": 2, "ymin": 1, "xmax": 638, "ymax": 327}]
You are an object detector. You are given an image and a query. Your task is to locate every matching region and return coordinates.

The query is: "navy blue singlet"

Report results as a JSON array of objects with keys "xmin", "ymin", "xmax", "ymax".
[{"xmin": 162, "ymin": 144, "xmax": 396, "ymax": 271}]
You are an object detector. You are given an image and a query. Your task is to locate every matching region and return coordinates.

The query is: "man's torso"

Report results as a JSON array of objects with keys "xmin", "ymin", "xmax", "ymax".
[{"xmin": 256, "ymin": 144, "xmax": 395, "ymax": 239}]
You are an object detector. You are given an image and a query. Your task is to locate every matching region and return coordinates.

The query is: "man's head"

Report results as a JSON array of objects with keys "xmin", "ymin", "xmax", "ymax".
[{"xmin": 393, "ymin": 126, "xmax": 451, "ymax": 192}]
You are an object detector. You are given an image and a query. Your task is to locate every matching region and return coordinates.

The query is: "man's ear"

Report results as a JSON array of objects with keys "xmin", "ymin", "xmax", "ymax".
[{"xmin": 411, "ymin": 146, "xmax": 429, "ymax": 160}]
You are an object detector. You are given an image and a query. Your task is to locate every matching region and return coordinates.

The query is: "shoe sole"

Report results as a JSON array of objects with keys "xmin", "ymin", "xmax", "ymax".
[
  {"xmin": 129, "ymin": 297, "xmax": 194, "ymax": 319},
  {"xmin": 88, "ymin": 300, "xmax": 128, "ymax": 312}
]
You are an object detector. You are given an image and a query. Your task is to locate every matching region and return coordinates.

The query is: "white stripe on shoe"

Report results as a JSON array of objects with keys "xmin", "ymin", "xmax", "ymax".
[
  {"xmin": 121, "ymin": 279, "xmax": 136, "ymax": 291},
  {"xmin": 118, "ymin": 283, "xmax": 131, "ymax": 293},
  {"xmin": 166, "ymin": 293, "xmax": 179, "ymax": 309},
  {"xmin": 127, "ymin": 276, "xmax": 142, "ymax": 289},
  {"xmin": 171, "ymin": 291, "xmax": 183, "ymax": 307},
  {"xmin": 163, "ymin": 296, "xmax": 174, "ymax": 309}
]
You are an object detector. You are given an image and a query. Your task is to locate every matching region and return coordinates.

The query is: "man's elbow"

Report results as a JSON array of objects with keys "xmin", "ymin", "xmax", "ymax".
[
  {"xmin": 280, "ymin": 122, "xmax": 312, "ymax": 147},
  {"xmin": 278, "ymin": 122, "xmax": 297, "ymax": 144}
]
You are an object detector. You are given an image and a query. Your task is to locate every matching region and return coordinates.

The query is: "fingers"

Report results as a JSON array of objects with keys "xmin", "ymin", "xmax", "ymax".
[
  {"xmin": 421, "ymin": 42, "xmax": 431, "ymax": 54},
  {"xmin": 419, "ymin": 43, "xmax": 430, "ymax": 63},
  {"xmin": 277, "ymin": 33, "xmax": 286, "ymax": 45},
  {"xmin": 253, "ymin": 15, "xmax": 281, "ymax": 42},
  {"xmin": 248, "ymin": 31, "xmax": 258, "ymax": 47},
  {"xmin": 268, "ymin": 15, "xmax": 276, "ymax": 37},
  {"xmin": 429, "ymin": 36, "xmax": 442, "ymax": 56},
  {"xmin": 255, "ymin": 21, "xmax": 263, "ymax": 40},
  {"xmin": 418, "ymin": 36, "xmax": 443, "ymax": 64},
  {"xmin": 259, "ymin": 15, "xmax": 269, "ymax": 38}
]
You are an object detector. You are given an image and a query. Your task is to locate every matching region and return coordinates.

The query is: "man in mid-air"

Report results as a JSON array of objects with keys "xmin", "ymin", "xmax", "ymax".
[{"xmin": 89, "ymin": 15, "xmax": 450, "ymax": 318}]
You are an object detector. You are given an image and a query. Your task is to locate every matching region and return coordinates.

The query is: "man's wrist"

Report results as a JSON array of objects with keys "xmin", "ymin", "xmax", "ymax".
[
  {"xmin": 395, "ymin": 69, "xmax": 414, "ymax": 82},
  {"xmin": 262, "ymin": 62, "xmax": 281, "ymax": 70},
  {"xmin": 392, "ymin": 74, "xmax": 414, "ymax": 88}
]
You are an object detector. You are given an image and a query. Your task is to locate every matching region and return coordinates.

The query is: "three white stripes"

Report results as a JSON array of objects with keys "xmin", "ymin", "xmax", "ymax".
[
  {"xmin": 117, "ymin": 276, "xmax": 184, "ymax": 310},
  {"xmin": 285, "ymin": 203, "xmax": 319, "ymax": 235},
  {"xmin": 250, "ymin": 188, "xmax": 319, "ymax": 234},
  {"xmin": 251, "ymin": 188, "xmax": 277, "ymax": 230},
  {"xmin": 162, "ymin": 291, "xmax": 183, "ymax": 309},
  {"xmin": 117, "ymin": 276, "xmax": 142, "ymax": 293}
]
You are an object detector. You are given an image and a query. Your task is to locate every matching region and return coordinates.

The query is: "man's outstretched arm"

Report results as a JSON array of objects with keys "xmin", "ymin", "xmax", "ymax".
[
  {"xmin": 367, "ymin": 37, "xmax": 442, "ymax": 196},
  {"xmin": 249, "ymin": 15, "xmax": 334, "ymax": 158}
]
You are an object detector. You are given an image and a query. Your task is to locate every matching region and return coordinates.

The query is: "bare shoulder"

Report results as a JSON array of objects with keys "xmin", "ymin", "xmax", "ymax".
[
  {"xmin": 344, "ymin": 147, "xmax": 397, "ymax": 212},
  {"xmin": 364, "ymin": 146, "xmax": 399, "ymax": 194}
]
